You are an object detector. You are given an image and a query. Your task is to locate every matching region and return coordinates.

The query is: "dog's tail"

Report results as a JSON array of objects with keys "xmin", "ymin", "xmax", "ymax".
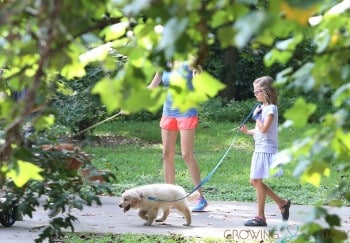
[{"xmin": 186, "ymin": 191, "xmax": 200, "ymax": 202}]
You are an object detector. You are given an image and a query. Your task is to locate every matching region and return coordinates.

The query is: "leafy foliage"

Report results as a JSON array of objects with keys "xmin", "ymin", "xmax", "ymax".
[
  {"xmin": 49, "ymin": 66, "xmax": 109, "ymax": 138},
  {"xmin": 0, "ymin": 139, "xmax": 114, "ymax": 242}
]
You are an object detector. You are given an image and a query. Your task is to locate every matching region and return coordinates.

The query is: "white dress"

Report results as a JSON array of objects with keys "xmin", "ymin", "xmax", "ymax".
[{"xmin": 250, "ymin": 104, "xmax": 283, "ymax": 179}]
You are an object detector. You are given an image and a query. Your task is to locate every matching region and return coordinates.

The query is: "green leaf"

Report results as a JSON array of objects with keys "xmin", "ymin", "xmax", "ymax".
[
  {"xmin": 325, "ymin": 214, "xmax": 341, "ymax": 227},
  {"xmin": 303, "ymin": 221, "xmax": 323, "ymax": 232},
  {"xmin": 321, "ymin": 111, "xmax": 347, "ymax": 128},
  {"xmin": 283, "ymin": 98, "xmax": 317, "ymax": 127},
  {"xmin": 254, "ymin": 30, "xmax": 276, "ymax": 46},
  {"xmin": 79, "ymin": 43, "xmax": 111, "ymax": 65},
  {"xmin": 61, "ymin": 62, "xmax": 87, "ymax": 79},
  {"xmin": 264, "ymin": 48, "xmax": 293, "ymax": 67},
  {"xmin": 238, "ymin": 0, "xmax": 258, "ymax": 4},
  {"xmin": 265, "ymin": 34, "xmax": 303, "ymax": 66},
  {"xmin": 101, "ymin": 22, "xmax": 129, "ymax": 41},
  {"xmin": 121, "ymin": 0, "xmax": 152, "ymax": 16},
  {"xmin": 147, "ymin": 88, "xmax": 167, "ymax": 113},
  {"xmin": 210, "ymin": 10, "xmax": 234, "ymax": 29},
  {"xmin": 128, "ymin": 47, "xmax": 149, "ymax": 68},
  {"xmin": 301, "ymin": 169, "xmax": 321, "ymax": 187},
  {"xmin": 124, "ymin": 87, "xmax": 164, "ymax": 113},
  {"xmin": 314, "ymin": 29, "xmax": 330, "ymax": 53},
  {"xmin": 92, "ymin": 77, "xmax": 122, "ymax": 113},
  {"xmin": 292, "ymin": 63, "xmax": 316, "ymax": 92},
  {"xmin": 331, "ymin": 128, "xmax": 350, "ymax": 158},
  {"xmin": 217, "ymin": 26, "xmax": 235, "ymax": 48},
  {"xmin": 156, "ymin": 17, "xmax": 188, "ymax": 59},
  {"xmin": 169, "ymin": 71, "xmax": 226, "ymax": 112},
  {"xmin": 301, "ymin": 162, "xmax": 330, "ymax": 187},
  {"xmin": 2, "ymin": 160, "xmax": 43, "ymax": 187},
  {"xmin": 275, "ymin": 67, "xmax": 293, "ymax": 86},
  {"xmin": 234, "ymin": 11, "xmax": 265, "ymax": 48},
  {"xmin": 35, "ymin": 114, "xmax": 55, "ymax": 131},
  {"xmin": 275, "ymin": 34, "xmax": 303, "ymax": 51},
  {"xmin": 193, "ymin": 72, "xmax": 226, "ymax": 97},
  {"xmin": 111, "ymin": 38, "xmax": 130, "ymax": 49},
  {"xmin": 331, "ymin": 83, "xmax": 350, "ymax": 107}
]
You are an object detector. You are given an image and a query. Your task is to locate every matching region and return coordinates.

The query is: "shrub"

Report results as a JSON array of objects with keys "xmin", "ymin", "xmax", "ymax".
[
  {"xmin": 200, "ymin": 95, "xmax": 334, "ymax": 124},
  {"xmin": 49, "ymin": 66, "xmax": 108, "ymax": 138},
  {"xmin": 200, "ymin": 98, "xmax": 258, "ymax": 123}
]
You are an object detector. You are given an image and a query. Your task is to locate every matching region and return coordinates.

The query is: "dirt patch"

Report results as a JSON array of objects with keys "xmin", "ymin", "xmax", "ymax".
[{"xmin": 60, "ymin": 135, "xmax": 158, "ymax": 147}]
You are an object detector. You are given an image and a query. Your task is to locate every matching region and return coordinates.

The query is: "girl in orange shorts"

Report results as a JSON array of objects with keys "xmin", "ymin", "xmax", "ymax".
[{"xmin": 148, "ymin": 62, "xmax": 208, "ymax": 212}]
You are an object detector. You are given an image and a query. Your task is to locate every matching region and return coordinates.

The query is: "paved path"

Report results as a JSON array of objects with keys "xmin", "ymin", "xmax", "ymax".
[{"xmin": 2, "ymin": 196, "xmax": 350, "ymax": 242}]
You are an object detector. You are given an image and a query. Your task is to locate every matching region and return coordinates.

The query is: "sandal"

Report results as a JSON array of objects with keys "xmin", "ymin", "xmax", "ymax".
[
  {"xmin": 280, "ymin": 199, "xmax": 291, "ymax": 221},
  {"xmin": 244, "ymin": 216, "xmax": 267, "ymax": 227}
]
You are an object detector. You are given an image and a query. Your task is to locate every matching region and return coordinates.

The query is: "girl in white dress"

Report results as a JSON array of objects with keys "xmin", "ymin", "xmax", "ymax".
[{"xmin": 240, "ymin": 76, "xmax": 291, "ymax": 226}]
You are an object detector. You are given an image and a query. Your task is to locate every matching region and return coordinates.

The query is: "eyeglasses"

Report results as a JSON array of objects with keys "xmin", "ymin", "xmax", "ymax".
[{"xmin": 253, "ymin": 90, "xmax": 263, "ymax": 95}]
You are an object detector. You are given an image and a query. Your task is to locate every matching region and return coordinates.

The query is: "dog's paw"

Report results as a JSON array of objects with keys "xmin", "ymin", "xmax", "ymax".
[
  {"xmin": 155, "ymin": 219, "xmax": 164, "ymax": 222},
  {"xmin": 143, "ymin": 222, "xmax": 152, "ymax": 226},
  {"xmin": 183, "ymin": 223, "xmax": 191, "ymax": 226}
]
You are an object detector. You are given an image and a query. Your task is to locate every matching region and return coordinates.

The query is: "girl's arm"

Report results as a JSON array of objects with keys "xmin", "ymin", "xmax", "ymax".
[
  {"xmin": 147, "ymin": 72, "xmax": 162, "ymax": 89},
  {"xmin": 240, "ymin": 124, "xmax": 254, "ymax": 135},
  {"xmin": 256, "ymin": 114, "xmax": 274, "ymax": 133}
]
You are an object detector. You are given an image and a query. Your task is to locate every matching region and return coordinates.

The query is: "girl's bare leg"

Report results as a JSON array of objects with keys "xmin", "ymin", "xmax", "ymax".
[
  {"xmin": 251, "ymin": 179, "xmax": 266, "ymax": 219},
  {"xmin": 251, "ymin": 179, "xmax": 289, "ymax": 219},
  {"xmin": 262, "ymin": 183, "xmax": 288, "ymax": 211},
  {"xmin": 180, "ymin": 128, "xmax": 203, "ymax": 196},
  {"xmin": 161, "ymin": 129, "xmax": 178, "ymax": 184}
]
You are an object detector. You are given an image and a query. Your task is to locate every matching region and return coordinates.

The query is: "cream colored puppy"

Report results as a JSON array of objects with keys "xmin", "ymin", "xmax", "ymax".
[{"xmin": 119, "ymin": 183, "xmax": 199, "ymax": 226}]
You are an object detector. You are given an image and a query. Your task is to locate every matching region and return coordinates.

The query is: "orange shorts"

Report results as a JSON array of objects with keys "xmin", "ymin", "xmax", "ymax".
[{"xmin": 160, "ymin": 116, "xmax": 198, "ymax": 131}]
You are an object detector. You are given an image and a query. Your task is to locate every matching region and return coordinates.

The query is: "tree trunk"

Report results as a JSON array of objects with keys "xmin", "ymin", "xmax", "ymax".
[{"xmin": 219, "ymin": 47, "xmax": 238, "ymax": 100}]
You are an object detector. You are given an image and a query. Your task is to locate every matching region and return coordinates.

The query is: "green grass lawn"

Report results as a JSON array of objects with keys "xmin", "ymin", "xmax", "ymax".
[
  {"xmin": 83, "ymin": 120, "xmax": 344, "ymax": 206},
  {"xmin": 59, "ymin": 232, "xmax": 235, "ymax": 243}
]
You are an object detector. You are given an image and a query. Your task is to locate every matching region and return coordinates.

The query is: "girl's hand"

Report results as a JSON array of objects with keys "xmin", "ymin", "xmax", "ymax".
[{"xmin": 240, "ymin": 125, "xmax": 248, "ymax": 134}]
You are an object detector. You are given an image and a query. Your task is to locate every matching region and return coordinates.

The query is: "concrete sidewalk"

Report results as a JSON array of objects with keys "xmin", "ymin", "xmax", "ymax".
[{"xmin": 2, "ymin": 196, "xmax": 350, "ymax": 242}]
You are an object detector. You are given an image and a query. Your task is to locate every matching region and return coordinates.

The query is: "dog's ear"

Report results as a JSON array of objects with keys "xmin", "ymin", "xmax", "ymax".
[
  {"xmin": 135, "ymin": 189, "xmax": 144, "ymax": 200},
  {"xmin": 126, "ymin": 189, "xmax": 143, "ymax": 200}
]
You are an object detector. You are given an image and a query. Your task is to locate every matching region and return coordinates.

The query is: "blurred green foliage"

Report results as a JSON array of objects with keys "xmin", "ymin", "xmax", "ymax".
[{"xmin": 49, "ymin": 66, "xmax": 109, "ymax": 138}]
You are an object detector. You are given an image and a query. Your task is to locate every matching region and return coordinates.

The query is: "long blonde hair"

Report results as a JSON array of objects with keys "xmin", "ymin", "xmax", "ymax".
[{"xmin": 253, "ymin": 76, "xmax": 278, "ymax": 105}]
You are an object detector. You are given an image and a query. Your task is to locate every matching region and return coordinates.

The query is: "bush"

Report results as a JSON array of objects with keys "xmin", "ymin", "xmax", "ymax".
[
  {"xmin": 200, "ymin": 94, "xmax": 334, "ymax": 124},
  {"xmin": 119, "ymin": 109, "xmax": 161, "ymax": 122},
  {"xmin": 199, "ymin": 98, "xmax": 257, "ymax": 123},
  {"xmin": 0, "ymin": 138, "xmax": 114, "ymax": 242},
  {"xmin": 69, "ymin": 93, "xmax": 333, "ymax": 125},
  {"xmin": 49, "ymin": 66, "xmax": 109, "ymax": 138}
]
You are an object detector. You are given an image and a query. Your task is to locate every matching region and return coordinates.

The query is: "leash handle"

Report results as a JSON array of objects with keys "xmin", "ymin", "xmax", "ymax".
[{"xmin": 239, "ymin": 103, "xmax": 260, "ymax": 128}]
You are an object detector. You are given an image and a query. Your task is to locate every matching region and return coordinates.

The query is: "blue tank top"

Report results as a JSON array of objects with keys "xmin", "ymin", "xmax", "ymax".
[{"xmin": 161, "ymin": 63, "xmax": 198, "ymax": 118}]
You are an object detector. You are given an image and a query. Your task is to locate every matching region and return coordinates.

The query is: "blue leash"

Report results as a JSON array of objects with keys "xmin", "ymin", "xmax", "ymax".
[
  {"xmin": 147, "ymin": 103, "xmax": 260, "ymax": 202},
  {"xmin": 240, "ymin": 103, "xmax": 260, "ymax": 128}
]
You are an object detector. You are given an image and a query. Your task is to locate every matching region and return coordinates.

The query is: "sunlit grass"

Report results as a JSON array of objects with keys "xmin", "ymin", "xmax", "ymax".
[
  {"xmin": 84, "ymin": 120, "xmax": 345, "ymax": 206},
  {"xmin": 60, "ymin": 232, "xmax": 240, "ymax": 243}
]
